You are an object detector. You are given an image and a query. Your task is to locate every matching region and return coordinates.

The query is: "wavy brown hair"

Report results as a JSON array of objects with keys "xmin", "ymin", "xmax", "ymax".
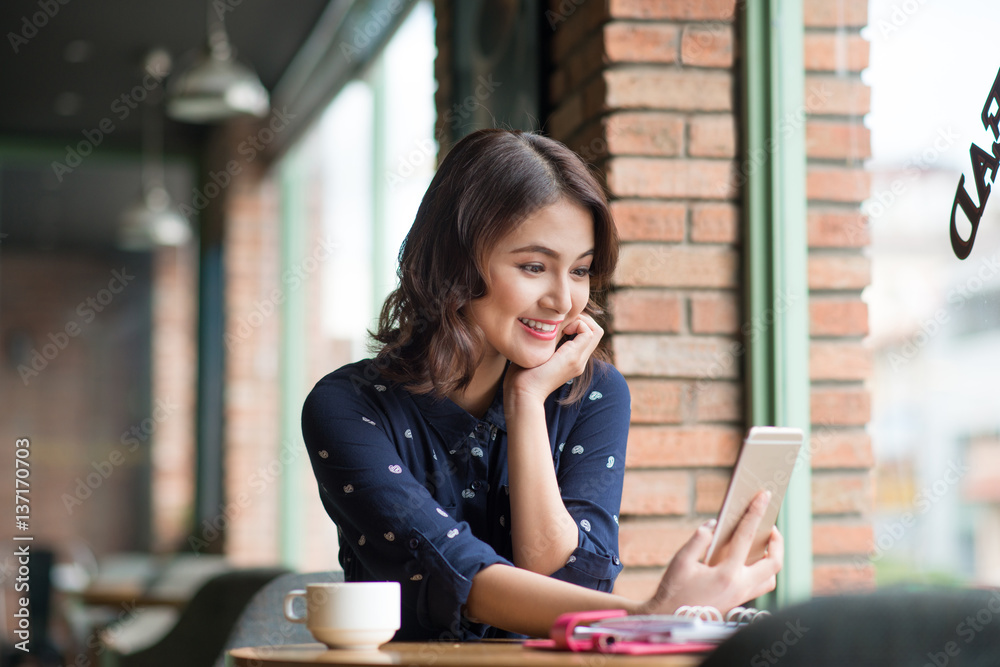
[{"xmin": 371, "ymin": 129, "xmax": 619, "ymax": 404}]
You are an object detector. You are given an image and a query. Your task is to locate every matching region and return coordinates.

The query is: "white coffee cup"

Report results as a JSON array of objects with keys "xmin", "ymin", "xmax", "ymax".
[{"xmin": 283, "ymin": 581, "xmax": 401, "ymax": 649}]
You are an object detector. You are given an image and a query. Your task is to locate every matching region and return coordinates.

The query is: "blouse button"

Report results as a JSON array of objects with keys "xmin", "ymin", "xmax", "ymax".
[
  {"xmin": 471, "ymin": 480, "xmax": 483, "ymax": 491},
  {"xmin": 612, "ymin": 555, "xmax": 620, "ymax": 566},
  {"xmin": 408, "ymin": 537, "xmax": 420, "ymax": 550}
]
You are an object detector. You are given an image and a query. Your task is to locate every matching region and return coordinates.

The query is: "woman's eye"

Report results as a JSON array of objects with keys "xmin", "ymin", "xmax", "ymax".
[
  {"xmin": 520, "ymin": 264, "xmax": 544, "ymax": 274},
  {"xmin": 572, "ymin": 267, "xmax": 592, "ymax": 277}
]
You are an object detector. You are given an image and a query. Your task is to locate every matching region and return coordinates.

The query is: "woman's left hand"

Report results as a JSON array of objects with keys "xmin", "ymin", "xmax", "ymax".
[{"xmin": 504, "ymin": 313, "xmax": 604, "ymax": 405}]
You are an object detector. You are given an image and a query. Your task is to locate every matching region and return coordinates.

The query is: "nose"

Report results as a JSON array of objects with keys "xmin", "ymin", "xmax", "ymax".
[{"xmin": 541, "ymin": 273, "xmax": 572, "ymax": 314}]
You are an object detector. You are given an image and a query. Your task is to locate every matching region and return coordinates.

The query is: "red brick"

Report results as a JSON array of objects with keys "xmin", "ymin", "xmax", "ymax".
[
  {"xmin": 614, "ymin": 569, "xmax": 664, "ymax": 600},
  {"xmin": 806, "ymin": 120, "xmax": 871, "ymax": 160},
  {"xmin": 808, "ymin": 253, "xmax": 871, "ymax": 290},
  {"xmin": 614, "ymin": 335, "xmax": 741, "ymax": 378},
  {"xmin": 607, "ymin": 158, "xmax": 736, "ymax": 199},
  {"xmin": 610, "ymin": 0, "xmax": 737, "ymax": 21},
  {"xmin": 611, "ymin": 201, "xmax": 686, "ymax": 242},
  {"xmin": 691, "ymin": 203, "xmax": 740, "ymax": 243},
  {"xmin": 628, "ymin": 378, "xmax": 684, "ymax": 423},
  {"xmin": 809, "ymin": 298, "xmax": 869, "ymax": 336},
  {"xmin": 805, "ymin": 75, "xmax": 870, "ymax": 116},
  {"xmin": 688, "ymin": 115, "xmax": 736, "ymax": 158},
  {"xmin": 620, "ymin": 470, "xmax": 691, "ymax": 515},
  {"xmin": 695, "ymin": 470, "xmax": 730, "ymax": 513},
  {"xmin": 615, "ymin": 244, "xmax": 739, "ymax": 288},
  {"xmin": 811, "ymin": 387, "xmax": 870, "ymax": 426},
  {"xmin": 807, "ymin": 209, "xmax": 869, "ymax": 248},
  {"xmin": 681, "ymin": 25, "xmax": 734, "ymax": 68},
  {"xmin": 803, "ymin": 33, "xmax": 870, "ymax": 72},
  {"xmin": 804, "ymin": 0, "xmax": 868, "ymax": 28},
  {"xmin": 606, "ymin": 112, "xmax": 684, "ymax": 157},
  {"xmin": 812, "ymin": 471, "xmax": 872, "ymax": 515},
  {"xmin": 811, "ymin": 428, "xmax": 874, "ymax": 469},
  {"xmin": 611, "ymin": 289, "xmax": 683, "ymax": 333},
  {"xmin": 813, "ymin": 562, "xmax": 876, "ymax": 595},
  {"xmin": 604, "ymin": 22, "xmax": 680, "ymax": 64},
  {"xmin": 625, "ymin": 426, "xmax": 742, "ymax": 468},
  {"xmin": 619, "ymin": 517, "xmax": 702, "ymax": 566},
  {"xmin": 606, "ymin": 68, "xmax": 733, "ymax": 112},
  {"xmin": 807, "ymin": 166, "xmax": 871, "ymax": 203},
  {"xmin": 810, "ymin": 341, "xmax": 873, "ymax": 381},
  {"xmin": 693, "ymin": 380, "xmax": 742, "ymax": 423},
  {"xmin": 691, "ymin": 292, "xmax": 740, "ymax": 334},
  {"xmin": 813, "ymin": 521, "xmax": 874, "ymax": 556}
]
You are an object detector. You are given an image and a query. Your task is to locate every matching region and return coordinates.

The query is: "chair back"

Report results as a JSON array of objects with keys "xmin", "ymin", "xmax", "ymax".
[
  {"xmin": 700, "ymin": 587, "xmax": 1000, "ymax": 667},
  {"xmin": 213, "ymin": 570, "xmax": 345, "ymax": 666}
]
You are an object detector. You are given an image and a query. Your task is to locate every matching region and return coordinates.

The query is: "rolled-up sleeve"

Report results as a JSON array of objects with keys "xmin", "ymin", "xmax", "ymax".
[
  {"xmin": 548, "ymin": 363, "xmax": 630, "ymax": 590},
  {"xmin": 301, "ymin": 380, "xmax": 510, "ymax": 639}
]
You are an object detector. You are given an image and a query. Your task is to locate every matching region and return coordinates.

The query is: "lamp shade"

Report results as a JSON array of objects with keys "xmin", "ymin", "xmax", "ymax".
[
  {"xmin": 166, "ymin": 49, "xmax": 269, "ymax": 123},
  {"xmin": 118, "ymin": 187, "xmax": 192, "ymax": 251}
]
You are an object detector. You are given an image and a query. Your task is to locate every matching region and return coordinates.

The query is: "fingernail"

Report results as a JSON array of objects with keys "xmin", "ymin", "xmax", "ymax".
[{"xmin": 703, "ymin": 519, "xmax": 717, "ymax": 530}]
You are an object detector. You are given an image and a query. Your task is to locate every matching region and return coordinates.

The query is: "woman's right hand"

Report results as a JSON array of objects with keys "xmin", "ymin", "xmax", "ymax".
[{"xmin": 640, "ymin": 491, "xmax": 784, "ymax": 616}]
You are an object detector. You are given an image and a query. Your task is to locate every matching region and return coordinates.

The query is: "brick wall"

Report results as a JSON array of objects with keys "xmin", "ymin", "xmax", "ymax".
[
  {"xmin": 541, "ymin": 0, "xmax": 875, "ymax": 597},
  {"xmin": 803, "ymin": 0, "xmax": 875, "ymax": 593}
]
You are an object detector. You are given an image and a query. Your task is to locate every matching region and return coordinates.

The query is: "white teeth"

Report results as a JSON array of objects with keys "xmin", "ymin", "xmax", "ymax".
[{"xmin": 519, "ymin": 318, "xmax": 556, "ymax": 333}]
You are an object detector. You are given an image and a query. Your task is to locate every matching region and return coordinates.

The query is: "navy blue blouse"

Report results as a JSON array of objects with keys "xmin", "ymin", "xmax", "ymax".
[{"xmin": 301, "ymin": 358, "xmax": 630, "ymax": 640}]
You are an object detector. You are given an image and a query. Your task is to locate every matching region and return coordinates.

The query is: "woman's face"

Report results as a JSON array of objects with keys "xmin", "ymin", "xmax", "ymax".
[{"xmin": 466, "ymin": 197, "xmax": 595, "ymax": 370}]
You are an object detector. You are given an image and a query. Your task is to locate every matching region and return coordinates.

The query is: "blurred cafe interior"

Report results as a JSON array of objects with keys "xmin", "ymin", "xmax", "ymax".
[{"xmin": 2, "ymin": 0, "xmax": 1000, "ymax": 664}]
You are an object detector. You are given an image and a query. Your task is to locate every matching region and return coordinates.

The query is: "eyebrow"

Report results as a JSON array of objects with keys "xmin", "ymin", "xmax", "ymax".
[{"xmin": 509, "ymin": 245, "xmax": 594, "ymax": 260}]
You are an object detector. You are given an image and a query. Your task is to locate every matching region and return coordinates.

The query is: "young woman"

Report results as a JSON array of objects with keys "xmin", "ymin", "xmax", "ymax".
[{"xmin": 301, "ymin": 129, "xmax": 782, "ymax": 641}]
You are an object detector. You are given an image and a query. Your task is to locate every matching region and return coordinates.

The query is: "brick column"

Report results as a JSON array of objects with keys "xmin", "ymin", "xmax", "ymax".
[
  {"xmin": 803, "ymin": 0, "xmax": 875, "ymax": 593},
  {"xmin": 150, "ymin": 244, "xmax": 197, "ymax": 551},
  {"xmin": 544, "ymin": 0, "xmax": 876, "ymax": 596},
  {"xmin": 546, "ymin": 0, "xmax": 743, "ymax": 598}
]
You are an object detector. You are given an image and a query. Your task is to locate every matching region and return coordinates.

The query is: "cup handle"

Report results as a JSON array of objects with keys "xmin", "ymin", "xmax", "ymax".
[{"xmin": 283, "ymin": 589, "xmax": 308, "ymax": 623}]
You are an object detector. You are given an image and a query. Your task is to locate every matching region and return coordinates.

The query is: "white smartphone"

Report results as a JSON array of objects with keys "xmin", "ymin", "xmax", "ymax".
[{"xmin": 703, "ymin": 426, "xmax": 804, "ymax": 566}]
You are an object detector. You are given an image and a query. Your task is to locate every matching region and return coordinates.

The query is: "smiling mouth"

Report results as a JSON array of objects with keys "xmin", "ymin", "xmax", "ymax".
[{"xmin": 518, "ymin": 317, "xmax": 561, "ymax": 339}]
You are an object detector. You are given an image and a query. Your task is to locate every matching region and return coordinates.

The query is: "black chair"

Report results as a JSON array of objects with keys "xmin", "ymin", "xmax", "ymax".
[
  {"xmin": 213, "ymin": 570, "xmax": 345, "ymax": 667},
  {"xmin": 103, "ymin": 567, "xmax": 288, "ymax": 667},
  {"xmin": 700, "ymin": 587, "xmax": 1000, "ymax": 667}
]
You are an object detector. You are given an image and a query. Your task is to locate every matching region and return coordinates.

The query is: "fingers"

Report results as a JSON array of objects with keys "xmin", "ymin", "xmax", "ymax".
[
  {"xmin": 721, "ymin": 491, "xmax": 770, "ymax": 565},
  {"xmin": 675, "ymin": 519, "xmax": 716, "ymax": 563}
]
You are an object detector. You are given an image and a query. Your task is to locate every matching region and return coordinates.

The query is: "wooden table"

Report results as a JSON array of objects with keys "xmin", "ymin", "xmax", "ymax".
[{"xmin": 228, "ymin": 641, "xmax": 706, "ymax": 666}]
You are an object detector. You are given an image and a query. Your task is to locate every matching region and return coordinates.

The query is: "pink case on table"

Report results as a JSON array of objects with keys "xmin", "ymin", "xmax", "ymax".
[{"xmin": 524, "ymin": 609, "xmax": 718, "ymax": 655}]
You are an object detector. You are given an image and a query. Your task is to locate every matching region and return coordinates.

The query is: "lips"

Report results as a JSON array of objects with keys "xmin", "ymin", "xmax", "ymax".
[{"xmin": 518, "ymin": 317, "xmax": 561, "ymax": 340}]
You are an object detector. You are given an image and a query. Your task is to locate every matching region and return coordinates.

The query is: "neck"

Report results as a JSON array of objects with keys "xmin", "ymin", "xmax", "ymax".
[{"xmin": 448, "ymin": 353, "xmax": 507, "ymax": 419}]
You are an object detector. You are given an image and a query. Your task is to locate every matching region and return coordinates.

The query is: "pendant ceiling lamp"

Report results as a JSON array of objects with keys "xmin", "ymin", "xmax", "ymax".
[
  {"xmin": 166, "ymin": 3, "xmax": 269, "ymax": 123},
  {"xmin": 119, "ymin": 53, "xmax": 192, "ymax": 251}
]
